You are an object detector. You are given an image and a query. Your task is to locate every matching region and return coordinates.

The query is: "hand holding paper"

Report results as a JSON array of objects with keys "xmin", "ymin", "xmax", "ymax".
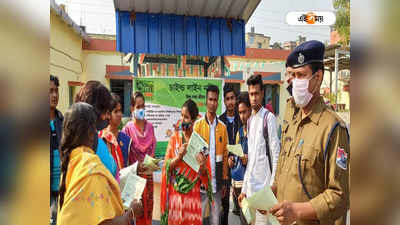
[
  {"xmin": 142, "ymin": 154, "xmax": 161, "ymax": 175},
  {"xmin": 130, "ymin": 199, "xmax": 144, "ymax": 218},
  {"xmin": 241, "ymin": 197, "xmax": 255, "ymax": 224},
  {"xmin": 121, "ymin": 173, "xmax": 147, "ymax": 208},
  {"xmin": 245, "ymin": 186, "xmax": 281, "ymax": 225},
  {"xmin": 227, "ymin": 144, "xmax": 244, "ymax": 157},
  {"xmin": 246, "ymin": 185, "xmax": 277, "ymax": 210},
  {"xmin": 119, "ymin": 162, "xmax": 138, "ymax": 190},
  {"xmin": 183, "ymin": 131, "xmax": 209, "ymax": 172},
  {"xmin": 143, "ymin": 154, "xmax": 162, "ymax": 167}
]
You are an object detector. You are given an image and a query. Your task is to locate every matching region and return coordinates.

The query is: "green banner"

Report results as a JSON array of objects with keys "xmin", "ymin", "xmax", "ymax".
[
  {"xmin": 134, "ymin": 77, "xmax": 223, "ymax": 158},
  {"xmin": 134, "ymin": 77, "xmax": 223, "ymax": 114}
]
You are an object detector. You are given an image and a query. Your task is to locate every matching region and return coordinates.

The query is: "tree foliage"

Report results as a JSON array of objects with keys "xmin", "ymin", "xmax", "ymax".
[
  {"xmin": 333, "ymin": 0, "xmax": 350, "ymax": 46},
  {"xmin": 271, "ymin": 42, "xmax": 282, "ymax": 49}
]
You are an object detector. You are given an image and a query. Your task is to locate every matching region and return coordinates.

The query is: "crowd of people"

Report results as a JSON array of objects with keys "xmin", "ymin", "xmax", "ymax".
[{"xmin": 50, "ymin": 40, "xmax": 349, "ymax": 225}]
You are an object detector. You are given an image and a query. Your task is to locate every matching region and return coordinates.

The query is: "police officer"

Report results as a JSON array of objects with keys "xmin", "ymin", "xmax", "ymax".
[
  {"xmin": 282, "ymin": 61, "xmax": 297, "ymax": 129},
  {"xmin": 270, "ymin": 40, "xmax": 350, "ymax": 225}
]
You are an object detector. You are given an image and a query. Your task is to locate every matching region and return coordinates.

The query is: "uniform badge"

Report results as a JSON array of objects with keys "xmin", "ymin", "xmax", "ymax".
[
  {"xmin": 336, "ymin": 147, "xmax": 347, "ymax": 170},
  {"xmin": 298, "ymin": 139, "xmax": 304, "ymax": 149},
  {"xmin": 119, "ymin": 141, "xmax": 123, "ymax": 147},
  {"xmin": 298, "ymin": 53, "xmax": 305, "ymax": 64}
]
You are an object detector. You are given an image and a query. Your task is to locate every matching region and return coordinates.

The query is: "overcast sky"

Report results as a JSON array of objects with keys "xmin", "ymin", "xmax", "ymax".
[{"xmin": 55, "ymin": 0, "xmax": 334, "ymax": 44}]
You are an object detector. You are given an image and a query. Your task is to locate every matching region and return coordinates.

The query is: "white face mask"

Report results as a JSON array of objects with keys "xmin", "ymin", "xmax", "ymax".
[
  {"xmin": 133, "ymin": 108, "xmax": 145, "ymax": 120},
  {"xmin": 292, "ymin": 76, "xmax": 316, "ymax": 108}
]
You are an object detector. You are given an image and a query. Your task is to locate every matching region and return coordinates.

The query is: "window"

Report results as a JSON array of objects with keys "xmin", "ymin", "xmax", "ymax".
[
  {"xmin": 116, "ymin": 80, "xmax": 132, "ymax": 116},
  {"xmin": 249, "ymin": 36, "xmax": 254, "ymax": 44},
  {"xmin": 110, "ymin": 79, "xmax": 128, "ymax": 116},
  {"xmin": 257, "ymin": 42, "xmax": 262, "ymax": 48}
]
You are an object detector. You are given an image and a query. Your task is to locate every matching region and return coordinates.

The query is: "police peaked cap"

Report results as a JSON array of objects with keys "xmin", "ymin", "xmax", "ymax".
[{"xmin": 286, "ymin": 40, "xmax": 325, "ymax": 68}]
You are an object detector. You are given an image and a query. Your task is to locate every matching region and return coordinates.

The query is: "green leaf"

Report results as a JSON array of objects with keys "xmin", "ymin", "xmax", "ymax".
[{"xmin": 333, "ymin": 0, "xmax": 350, "ymax": 46}]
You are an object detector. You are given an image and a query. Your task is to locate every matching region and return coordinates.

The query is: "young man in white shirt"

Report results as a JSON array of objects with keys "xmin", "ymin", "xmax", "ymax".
[{"xmin": 238, "ymin": 74, "xmax": 281, "ymax": 225}]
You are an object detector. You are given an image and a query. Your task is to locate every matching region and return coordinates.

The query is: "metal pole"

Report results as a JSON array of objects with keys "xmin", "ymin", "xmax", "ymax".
[
  {"xmin": 334, "ymin": 49, "xmax": 339, "ymax": 112},
  {"xmin": 329, "ymin": 70, "xmax": 332, "ymax": 95},
  {"xmin": 133, "ymin": 54, "xmax": 138, "ymax": 77},
  {"xmin": 221, "ymin": 56, "xmax": 225, "ymax": 77}
]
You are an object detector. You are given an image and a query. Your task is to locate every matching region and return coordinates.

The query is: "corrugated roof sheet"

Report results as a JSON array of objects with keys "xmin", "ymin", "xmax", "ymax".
[
  {"xmin": 115, "ymin": 12, "xmax": 246, "ymax": 56},
  {"xmin": 113, "ymin": 0, "xmax": 261, "ymax": 22},
  {"xmin": 50, "ymin": 0, "xmax": 90, "ymax": 42}
]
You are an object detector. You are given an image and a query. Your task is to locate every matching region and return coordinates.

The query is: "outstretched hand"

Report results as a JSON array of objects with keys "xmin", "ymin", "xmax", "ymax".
[
  {"xmin": 269, "ymin": 201, "xmax": 297, "ymax": 225},
  {"xmin": 130, "ymin": 199, "xmax": 144, "ymax": 218}
]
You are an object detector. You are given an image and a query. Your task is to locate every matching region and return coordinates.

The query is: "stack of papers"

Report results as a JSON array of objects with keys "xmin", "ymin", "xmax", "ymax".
[
  {"xmin": 227, "ymin": 144, "xmax": 244, "ymax": 157},
  {"xmin": 120, "ymin": 173, "xmax": 147, "ymax": 208},
  {"xmin": 119, "ymin": 162, "xmax": 138, "ymax": 190},
  {"xmin": 183, "ymin": 131, "xmax": 209, "ymax": 172},
  {"xmin": 241, "ymin": 186, "xmax": 281, "ymax": 225},
  {"xmin": 119, "ymin": 162, "xmax": 147, "ymax": 208},
  {"xmin": 142, "ymin": 154, "xmax": 162, "ymax": 175}
]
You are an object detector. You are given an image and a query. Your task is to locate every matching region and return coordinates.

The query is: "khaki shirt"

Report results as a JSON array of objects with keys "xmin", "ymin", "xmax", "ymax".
[
  {"xmin": 282, "ymin": 97, "xmax": 298, "ymax": 127},
  {"xmin": 274, "ymin": 96, "xmax": 350, "ymax": 225}
]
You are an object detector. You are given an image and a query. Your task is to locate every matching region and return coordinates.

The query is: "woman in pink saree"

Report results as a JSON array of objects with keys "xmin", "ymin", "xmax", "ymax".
[{"xmin": 121, "ymin": 91, "xmax": 156, "ymax": 225}]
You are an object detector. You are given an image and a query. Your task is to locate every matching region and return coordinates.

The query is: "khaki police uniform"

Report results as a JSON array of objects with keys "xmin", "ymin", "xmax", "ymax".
[
  {"xmin": 274, "ymin": 96, "xmax": 350, "ymax": 225},
  {"xmin": 282, "ymin": 97, "xmax": 298, "ymax": 127}
]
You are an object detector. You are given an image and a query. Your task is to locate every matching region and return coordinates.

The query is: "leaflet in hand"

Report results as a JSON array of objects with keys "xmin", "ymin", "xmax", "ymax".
[
  {"xmin": 267, "ymin": 214, "xmax": 281, "ymax": 225},
  {"xmin": 119, "ymin": 162, "xmax": 138, "ymax": 190},
  {"xmin": 183, "ymin": 131, "xmax": 209, "ymax": 172},
  {"xmin": 241, "ymin": 197, "xmax": 255, "ymax": 224},
  {"xmin": 142, "ymin": 154, "xmax": 161, "ymax": 175},
  {"xmin": 121, "ymin": 173, "xmax": 147, "ymax": 208},
  {"xmin": 246, "ymin": 186, "xmax": 281, "ymax": 225},
  {"xmin": 227, "ymin": 144, "xmax": 244, "ymax": 157},
  {"xmin": 247, "ymin": 185, "xmax": 277, "ymax": 210}
]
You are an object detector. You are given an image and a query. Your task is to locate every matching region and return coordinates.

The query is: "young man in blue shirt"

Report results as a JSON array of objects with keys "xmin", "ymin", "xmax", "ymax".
[{"xmin": 50, "ymin": 75, "xmax": 63, "ymax": 225}]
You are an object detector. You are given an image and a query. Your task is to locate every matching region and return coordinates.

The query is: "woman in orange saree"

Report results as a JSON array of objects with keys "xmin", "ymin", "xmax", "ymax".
[{"xmin": 160, "ymin": 99, "xmax": 212, "ymax": 225}]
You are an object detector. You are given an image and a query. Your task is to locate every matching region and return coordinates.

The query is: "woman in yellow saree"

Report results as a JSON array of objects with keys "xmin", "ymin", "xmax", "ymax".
[{"xmin": 57, "ymin": 102, "xmax": 143, "ymax": 225}]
